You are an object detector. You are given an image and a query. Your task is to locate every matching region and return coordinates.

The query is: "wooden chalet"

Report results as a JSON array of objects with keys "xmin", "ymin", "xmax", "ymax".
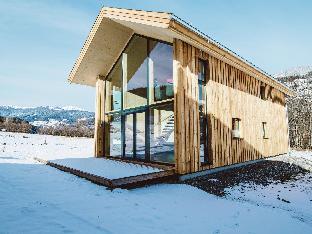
[{"xmin": 69, "ymin": 7, "xmax": 294, "ymax": 175}]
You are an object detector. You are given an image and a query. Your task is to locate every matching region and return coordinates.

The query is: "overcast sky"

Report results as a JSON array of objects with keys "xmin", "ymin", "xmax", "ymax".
[{"xmin": 0, "ymin": 0, "xmax": 311, "ymax": 111}]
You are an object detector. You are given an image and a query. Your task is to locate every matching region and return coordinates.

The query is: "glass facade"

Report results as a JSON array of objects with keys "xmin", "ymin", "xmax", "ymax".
[
  {"xmin": 104, "ymin": 35, "xmax": 174, "ymax": 163},
  {"xmin": 105, "ymin": 114, "xmax": 122, "ymax": 157},
  {"xmin": 124, "ymin": 114, "xmax": 134, "ymax": 157},
  {"xmin": 150, "ymin": 103, "xmax": 174, "ymax": 163},
  {"xmin": 124, "ymin": 36, "xmax": 148, "ymax": 109},
  {"xmin": 135, "ymin": 112, "xmax": 146, "ymax": 160},
  {"xmin": 149, "ymin": 40, "xmax": 173, "ymax": 102},
  {"xmin": 107, "ymin": 58, "xmax": 122, "ymax": 111}
]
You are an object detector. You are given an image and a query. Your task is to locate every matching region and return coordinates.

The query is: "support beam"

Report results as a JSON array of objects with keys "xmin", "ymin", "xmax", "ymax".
[
  {"xmin": 94, "ymin": 77, "xmax": 105, "ymax": 157},
  {"xmin": 173, "ymin": 39, "xmax": 200, "ymax": 174}
]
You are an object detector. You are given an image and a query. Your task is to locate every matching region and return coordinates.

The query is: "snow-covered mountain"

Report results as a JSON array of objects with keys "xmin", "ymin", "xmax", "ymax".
[
  {"xmin": 275, "ymin": 66, "xmax": 312, "ymax": 150},
  {"xmin": 0, "ymin": 106, "xmax": 94, "ymax": 127},
  {"xmin": 275, "ymin": 65, "xmax": 312, "ymax": 79},
  {"xmin": 275, "ymin": 67, "xmax": 312, "ymax": 97}
]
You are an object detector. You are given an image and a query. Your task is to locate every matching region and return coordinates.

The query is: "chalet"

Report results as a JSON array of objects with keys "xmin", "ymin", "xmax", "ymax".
[{"xmin": 69, "ymin": 7, "xmax": 294, "ymax": 175}]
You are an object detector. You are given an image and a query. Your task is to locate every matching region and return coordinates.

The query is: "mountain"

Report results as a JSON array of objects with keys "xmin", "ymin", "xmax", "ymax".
[
  {"xmin": 275, "ymin": 65, "xmax": 312, "ymax": 79},
  {"xmin": 275, "ymin": 68, "xmax": 312, "ymax": 98},
  {"xmin": 0, "ymin": 106, "xmax": 95, "ymax": 127},
  {"xmin": 275, "ymin": 66, "xmax": 312, "ymax": 150}
]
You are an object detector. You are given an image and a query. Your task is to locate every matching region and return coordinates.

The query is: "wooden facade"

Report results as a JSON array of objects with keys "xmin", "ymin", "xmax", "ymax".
[
  {"xmin": 69, "ymin": 7, "xmax": 293, "ymax": 176},
  {"xmin": 173, "ymin": 39, "xmax": 200, "ymax": 174},
  {"xmin": 173, "ymin": 39, "xmax": 289, "ymax": 174},
  {"xmin": 94, "ymin": 78, "xmax": 105, "ymax": 157}
]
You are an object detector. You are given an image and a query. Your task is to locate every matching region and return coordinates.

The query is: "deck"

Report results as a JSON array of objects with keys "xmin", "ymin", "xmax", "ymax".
[{"xmin": 34, "ymin": 157, "xmax": 177, "ymax": 189}]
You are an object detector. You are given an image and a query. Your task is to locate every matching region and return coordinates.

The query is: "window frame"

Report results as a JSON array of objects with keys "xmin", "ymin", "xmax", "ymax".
[
  {"xmin": 103, "ymin": 34, "xmax": 174, "ymax": 165},
  {"xmin": 262, "ymin": 122, "xmax": 269, "ymax": 139},
  {"xmin": 260, "ymin": 84, "xmax": 267, "ymax": 100},
  {"xmin": 232, "ymin": 118, "xmax": 242, "ymax": 139},
  {"xmin": 105, "ymin": 34, "xmax": 173, "ymax": 115},
  {"xmin": 198, "ymin": 59, "xmax": 210, "ymax": 164}
]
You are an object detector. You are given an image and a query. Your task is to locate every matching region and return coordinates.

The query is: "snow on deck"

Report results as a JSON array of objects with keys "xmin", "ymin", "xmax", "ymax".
[{"xmin": 50, "ymin": 157, "xmax": 161, "ymax": 179}]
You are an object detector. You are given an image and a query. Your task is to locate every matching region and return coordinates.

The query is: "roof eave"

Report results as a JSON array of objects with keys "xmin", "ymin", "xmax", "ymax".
[
  {"xmin": 168, "ymin": 18, "xmax": 295, "ymax": 97},
  {"xmin": 68, "ymin": 6, "xmax": 295, "ymax": 97}
]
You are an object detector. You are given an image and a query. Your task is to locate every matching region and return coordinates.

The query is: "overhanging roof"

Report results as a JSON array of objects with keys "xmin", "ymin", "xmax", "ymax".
[{"xmin": 68, "ymin": 7, "xmax": 295, "ymax": 96}]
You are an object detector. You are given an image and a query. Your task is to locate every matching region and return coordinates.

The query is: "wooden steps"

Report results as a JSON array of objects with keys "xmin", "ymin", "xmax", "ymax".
[{"xmin": 34, "ymin": 157, "xmax": 177, "ymax": 189}]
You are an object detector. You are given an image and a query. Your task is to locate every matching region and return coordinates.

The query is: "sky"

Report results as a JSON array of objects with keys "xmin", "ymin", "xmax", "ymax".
[{"xmin": 0, "ymin": 0, "xmax": 311, "ymax": 111}]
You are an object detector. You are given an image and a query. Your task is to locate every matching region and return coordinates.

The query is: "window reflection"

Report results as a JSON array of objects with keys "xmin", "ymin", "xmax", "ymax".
[
  {"xmin": 150, "ymin": 103, "xmax": 174, "ymax": 163},
  {"xmin": 124, "ymin": 114, "xmax": 134, "ymax": 158},
  {"xmin": 149, "ymin": 41, "xmax": 173, "ymax": 102},
  {"xmin": 106, "ymin": 58, "xmax": 122, "ymax": 111},
  {"xmin": 104, "ymin": 35, "xmax": 174, "ymax": 164},
  {"xmin": 124, "ymin": 36, "xmax": 148, "ymax": 109},
  {"xmin": 105, "ymin": 114, "xmax": 122, "ymax": 157}
]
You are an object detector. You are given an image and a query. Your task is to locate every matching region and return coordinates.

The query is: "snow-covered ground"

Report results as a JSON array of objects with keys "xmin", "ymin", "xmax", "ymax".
[
  {"xmin": 0, "ymin": 132, "xmax": 161, "ymax": 179},
  {"xmin": 225, "ymin": 151, "xmax": 312, "ymax": 226},
  {"xmin": 0, "ymin": 132, "xmax": 312, "ymax": 233}
]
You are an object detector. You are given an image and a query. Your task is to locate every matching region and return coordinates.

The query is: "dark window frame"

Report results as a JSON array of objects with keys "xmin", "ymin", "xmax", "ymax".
[
  {"xmin": 232, "ymin": 118, "xmax": 242, "ymax": 139},
  {"xmin": 262, "ymin": 122, "xmax": 269, "ymax": 139},
  {"xmin": 198, "ymin": 59, "xmax": 210, "ymax": 164},
  {"xmin": 260, "ymin": 84, "xmax": 267, "ymax": 100}
]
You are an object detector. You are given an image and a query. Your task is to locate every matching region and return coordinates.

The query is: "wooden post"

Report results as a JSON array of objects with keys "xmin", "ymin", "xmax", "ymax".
[
  {"xmin": 94, "ymin": 77, "xmax": 105, "ymax": 157},
  {"xmin": 173, "ymin": 39, "xmax": 200, "ymax": 174}
]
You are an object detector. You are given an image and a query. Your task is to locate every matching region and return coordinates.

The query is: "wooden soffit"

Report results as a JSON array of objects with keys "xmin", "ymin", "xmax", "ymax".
[{"xmin": 68, "ymin": 7, "xmax": 294, "ymax": 96}]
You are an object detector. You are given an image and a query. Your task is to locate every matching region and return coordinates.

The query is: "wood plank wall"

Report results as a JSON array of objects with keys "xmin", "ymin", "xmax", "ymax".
[
  {"xmin": 173, "ymin": 39, "xmax": 200, "ymax": 174},
  {"xmin": 173, "ymin": 39, "xmax": 289, "ymax": 174},
  {"xmin": 94, "ymin": 78, "xmax": 105, "ymax": 157}
]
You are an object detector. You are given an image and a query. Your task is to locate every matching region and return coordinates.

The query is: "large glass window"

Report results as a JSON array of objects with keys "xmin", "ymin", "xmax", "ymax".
[
  {"xmin": 124, "ymin": 114, "xmax": 134, "ymax": 158},
  {"xmin": 106, "ymin": 58, "xmax": 122, "ymax": 111},
  {"xmin": 123, "ymin": 111, "xmax": 146, "ymax": 160},
  {"xmin": 135, "ymin": 112, "xmax": 146, "ymax": 160},
  {"xmin": 124, "ymin": 36, "xmax": 148, "ymax": 109},
  {"xmin": 105, "ymin": 114, "xmax": 122, "ymax": 157},
  {"xmin": 149, "ymin": 40, "xmax": 173, "ymax": 102},
  {"xmin": 104, "ymin": 35, "xmax": 174, "ymax": 164},
  {"xmin": 149, "ymin": 103, "xmax": 174, "ymax": 163}
]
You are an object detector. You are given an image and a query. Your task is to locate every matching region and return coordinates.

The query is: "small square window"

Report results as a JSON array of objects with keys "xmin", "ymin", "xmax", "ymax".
[
  {"xmin": 232, "ymin": 118, "xmax": 242, "ymax": 139},
  {"xmin": 262, "ymin": 122, "xmax": 268, "ymax": 139}
]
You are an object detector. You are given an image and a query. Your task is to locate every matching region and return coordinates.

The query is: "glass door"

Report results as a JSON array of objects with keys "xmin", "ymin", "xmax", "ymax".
[
  {"xmin": 124, "ymin": 113, "xmax": 134, "ymax": 158},
  {"xmin": 123, "ymin": 110, "xmax": 146, "ymax": 159}
]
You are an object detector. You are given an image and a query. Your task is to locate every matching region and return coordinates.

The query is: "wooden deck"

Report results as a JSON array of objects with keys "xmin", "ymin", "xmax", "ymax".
[{"xmin": 34, "ymin": 157, "xmax": 177, "ymax": 189}]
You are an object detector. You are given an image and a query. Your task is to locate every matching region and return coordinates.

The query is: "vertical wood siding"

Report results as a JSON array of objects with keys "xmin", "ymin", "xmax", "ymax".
[
  {"xmin": 173, "ymin": 39, "xmax": 289, "ymax": 174},
  {"xmin": 94, "ymin": 78, "xmax": 105, "ymax": 157},
  {"xmin": 173, "ymin": 39, "xmax": 200, "ymax": 174}
]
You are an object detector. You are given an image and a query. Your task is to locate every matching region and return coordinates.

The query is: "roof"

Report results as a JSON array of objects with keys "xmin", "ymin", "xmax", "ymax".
[{"xmin": 68, "ymin": 7, "xmax": 295, "ymax": 96}]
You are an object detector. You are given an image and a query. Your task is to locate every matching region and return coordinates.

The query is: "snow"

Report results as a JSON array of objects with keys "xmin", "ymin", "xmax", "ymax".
[
  {"xmin": 61, "ymin": 106, "xmax": 86, "ymax": 111},
  {"xmin": 275, "ymin": 65, "xmax": 312, "ymax": 78},
  {"xmin": 0, "ymin": 132, "xmax": 161, "ymax": 179},
  {"xmin": 225, "ymin": 151, "xmax": 312, "ymax": 227},
  {"xmin": 51, "ymin": 158, "xmax": 161, "ymax": 179},
  {"xmin": 31, "ymin": 119, "xmax": 65, "ymax": 127},
  {"xmin": 270, "ymin": 150, "xmax": 312, "ymax": 172},
  {"xmin": 0, "ymin": 132, "xmax": 312, "ymax": 233}
]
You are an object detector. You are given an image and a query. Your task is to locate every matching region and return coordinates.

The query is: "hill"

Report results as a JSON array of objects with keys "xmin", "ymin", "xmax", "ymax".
[
  {"xmin": 0, "ymin": 106, "xmax": 94, "ymax": 127},
  {"xmin": 275, "ymin": 68, "xmax": 312, "ymax": 150}
]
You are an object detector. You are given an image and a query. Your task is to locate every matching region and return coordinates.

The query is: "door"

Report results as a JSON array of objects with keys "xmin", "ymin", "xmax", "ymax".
[
  {"xmin": 124, "ymin": 113, "xmax": 134, "ymax": 158},
  {"xmin": 123, "ymin": 111, "xmax": 146, "ymax": 159}
]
